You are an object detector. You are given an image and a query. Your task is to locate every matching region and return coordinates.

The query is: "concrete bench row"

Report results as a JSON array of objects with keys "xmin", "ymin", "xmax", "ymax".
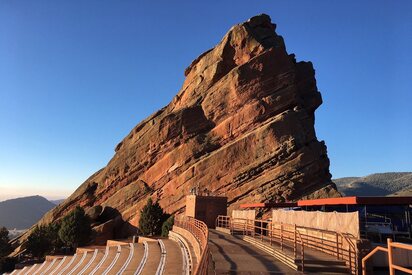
[{"xmin": 7, "ymin": 239, "xmax": 184, "ymax": 275}]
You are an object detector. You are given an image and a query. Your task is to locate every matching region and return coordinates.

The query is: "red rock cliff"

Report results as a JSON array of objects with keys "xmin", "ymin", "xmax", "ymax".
[{"xmin": 13, "ymin": 14, "xmax": 339, "ymax": 249}]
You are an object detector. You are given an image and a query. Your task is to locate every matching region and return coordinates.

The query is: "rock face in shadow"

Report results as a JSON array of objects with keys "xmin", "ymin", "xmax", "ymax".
[{"xmin": 12, "ymin": 14, "xmax": 339, "ymax": 251}]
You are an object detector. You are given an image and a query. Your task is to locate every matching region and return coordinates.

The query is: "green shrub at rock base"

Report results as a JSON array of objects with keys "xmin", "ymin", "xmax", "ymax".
[{"xmin": 161, "ymin": 215, "xmax": 174, "ymax": 237}]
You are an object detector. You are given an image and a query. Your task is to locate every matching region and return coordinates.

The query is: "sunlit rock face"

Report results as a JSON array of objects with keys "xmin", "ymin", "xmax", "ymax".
[{"xmin": 12, "ymin": 14, "xmax": 339, "ymax": 251}]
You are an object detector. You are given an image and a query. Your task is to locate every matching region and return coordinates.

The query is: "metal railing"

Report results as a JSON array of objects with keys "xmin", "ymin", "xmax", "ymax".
[
  {"xmin": 216, "ymin": 215, "xmax": 358, "ymax": 274},
  {"xmin": 174, "ymin": 216, "xmax": 210, "ymax": 275},
  {"xmin": 362, "ymin": 238, "xmax": 412, "ymax": 275}
]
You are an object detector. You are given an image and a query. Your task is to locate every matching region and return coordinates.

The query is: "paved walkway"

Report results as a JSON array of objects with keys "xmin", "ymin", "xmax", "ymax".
[{"xmin": 209, "ymin": 229, "xmax": 300, "ymax": 274}]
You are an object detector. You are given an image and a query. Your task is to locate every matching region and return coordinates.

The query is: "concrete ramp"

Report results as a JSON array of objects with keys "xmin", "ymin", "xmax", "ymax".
[{"xmin": 209, "ymin": 229, "xmax": 299, "ymax": 274}]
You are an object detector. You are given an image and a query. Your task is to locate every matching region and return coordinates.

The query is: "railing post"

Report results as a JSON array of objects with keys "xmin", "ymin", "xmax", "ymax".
[
  {"xmin": 270, "ymin": 222, "xmax": 272, "ymax": 246},
  {"xmin": 301, "ymin": 239, "xmax": 305, "ymax": 272},
  {"xmin": 388, "ymin": 238, "xmax": 394, "ymax": 275},
  {"xmin": 280, "ymin": 222, "xmax": 283, "ymax": 251},
  {"xmin": 249, "ymin": 219, "xmax": 251, "ymax": 236},
  {"xmin": 251, "ymin": 219, "xmax": 254, "ymax": 238},
  {"xmin": 261, "ymin": 220, "xmax": 263, "ymax": 241},
  {"xmin": 336, "ymin": 232, "xmax": 339, "ymax": 260},
  {"xmin": 294, "ymin": 224, "xmax": 297, "ymax": 259},
  {"xmin": 355, "ymin": 244, "xmax": 358, "ymax": 275}
]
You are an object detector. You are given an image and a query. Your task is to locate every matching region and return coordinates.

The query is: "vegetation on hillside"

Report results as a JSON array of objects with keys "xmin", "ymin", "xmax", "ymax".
[{"xmin": 334, "ymin": 172, "xmax": 412, "ymax": 196}]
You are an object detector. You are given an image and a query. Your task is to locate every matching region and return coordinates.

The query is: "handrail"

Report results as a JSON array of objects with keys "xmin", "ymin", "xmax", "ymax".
[
  {"xmin": 174, "ymin": 216, "xmax": 209, "ymax": 275},
  {"xmin": 216, "ymin": 215, "xmax": 358, "ymax": 274},
  {"xmin": 362, "ymin": 238, "xmax": 412, "ymax": 275},
  {"xmin": 361, "ymin": 246, "xmax": 388, "ymax": 275},
  {"xmin": 339, "ymin": 232, "xmax": 358, "ymax": 274}
]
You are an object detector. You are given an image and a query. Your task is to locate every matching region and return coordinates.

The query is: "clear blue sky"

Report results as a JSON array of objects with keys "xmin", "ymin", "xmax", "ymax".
[{"xmin": 1, "ymin": 1, "xmax": 411, "ymax": 200}]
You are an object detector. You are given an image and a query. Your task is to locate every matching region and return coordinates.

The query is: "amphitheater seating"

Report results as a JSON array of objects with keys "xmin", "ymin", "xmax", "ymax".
[{"xmin": 7, "ymin": 238, "xmax": 185, "ymax": 275}]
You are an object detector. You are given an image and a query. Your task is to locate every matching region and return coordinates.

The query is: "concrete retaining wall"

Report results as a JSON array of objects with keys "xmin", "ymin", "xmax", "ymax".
[{"xmin": 172, "ymin": 226, "xmax": 201, "ymax": 261}]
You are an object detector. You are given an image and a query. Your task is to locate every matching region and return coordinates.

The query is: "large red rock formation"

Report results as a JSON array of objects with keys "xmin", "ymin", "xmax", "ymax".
[{"xmin": 12, "ymin": 14, "xmax": 339, "ymax": 250}]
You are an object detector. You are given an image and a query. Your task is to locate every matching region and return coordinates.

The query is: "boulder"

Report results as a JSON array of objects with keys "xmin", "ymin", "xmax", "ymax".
[
  {"xmin": 92, "ymin": 219, "xmax": 115, "ymax": 245},
  {"xmin": 85, "ymin": 205, "xmax": 102, "ymax": 222}
]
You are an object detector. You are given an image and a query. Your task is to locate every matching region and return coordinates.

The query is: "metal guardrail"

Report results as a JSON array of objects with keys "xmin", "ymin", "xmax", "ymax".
[
  {"xmin": 216, "ymin": 215, "xmax": 358, "ymax": 274},
  {"xmin": 362, "ymin": 238, "xmax": 412, "ymax": 275},
  {"xmin": 174, "ymin": 216, "xmax": 210, "ymax": 275}
]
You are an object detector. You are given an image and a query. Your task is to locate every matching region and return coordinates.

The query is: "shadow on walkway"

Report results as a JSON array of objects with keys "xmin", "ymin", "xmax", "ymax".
[{"xmin": 209, "ymin": 230, "xmax": 299, "ymax": 274}]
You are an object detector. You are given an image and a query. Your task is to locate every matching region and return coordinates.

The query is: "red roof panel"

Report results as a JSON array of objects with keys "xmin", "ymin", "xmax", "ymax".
[
  {"xmin": 240, "ymin": 202, "xmax": 297, "ymax": 208},
  {"xmin": 239, "ymin": 197, "xmax": 412, "ymax": 209}
]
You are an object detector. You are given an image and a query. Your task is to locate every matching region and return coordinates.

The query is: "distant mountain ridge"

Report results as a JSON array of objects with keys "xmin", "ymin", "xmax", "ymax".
[
  {"xmin": 0, "ymin": 195, "xmax": 56, "ymax": 229},
  {"xmin": 334, "ymin": 172, "xmax": 412, "ymax": 196},
  {"xmin": 49, "ymin": 199, "xmax": 65, "ymax": 205}
]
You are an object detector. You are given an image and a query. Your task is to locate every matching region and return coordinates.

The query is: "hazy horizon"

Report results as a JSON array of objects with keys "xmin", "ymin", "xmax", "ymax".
[
  {"xmin": 0, "ymin": 191, "xmax": 67, "ymax": 202},
  {"xmin": 1, "ymin": 1, "xmax": 411, "ymax": 200}
]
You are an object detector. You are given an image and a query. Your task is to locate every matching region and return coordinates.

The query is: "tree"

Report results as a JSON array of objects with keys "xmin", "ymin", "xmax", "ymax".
[
  {"xmin": 46, "ymin": 222, "xmax": 63, "ymax": 253},
  {"xmin": 0, "ymin": 227, "xmax": 12, "ymax": 272},
  {"xmin": 161, "ymin": 215, "xmax": 174, "ymax": 237},
  {"xmin": 26, "ymin": 225, "xmax": 52, "ymax": 258},
  {"xmin": 139, "ymin": 198, "xmax": 166, "ymax": 236},
  {"xmin": 25, "ymin": 222, "xmax": 63, "ymax": 258},
  {"xmin": 0, "ymin": 227, "xmax": 11, "ymax": 257},
  {"xmin": 58, "ymin": 206, "xmax": 91, "ymax": 249}
]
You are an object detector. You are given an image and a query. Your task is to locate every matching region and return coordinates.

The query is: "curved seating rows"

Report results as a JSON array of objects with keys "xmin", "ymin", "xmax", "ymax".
[{"xmin": 7, "ymin": 239, "xmax": 183, "ymax": 275}]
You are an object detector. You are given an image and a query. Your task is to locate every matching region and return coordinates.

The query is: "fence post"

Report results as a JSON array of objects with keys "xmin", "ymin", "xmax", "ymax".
[{"xmin": 388, "ymin": 238, "xmax": 394, "ymax": 275}]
